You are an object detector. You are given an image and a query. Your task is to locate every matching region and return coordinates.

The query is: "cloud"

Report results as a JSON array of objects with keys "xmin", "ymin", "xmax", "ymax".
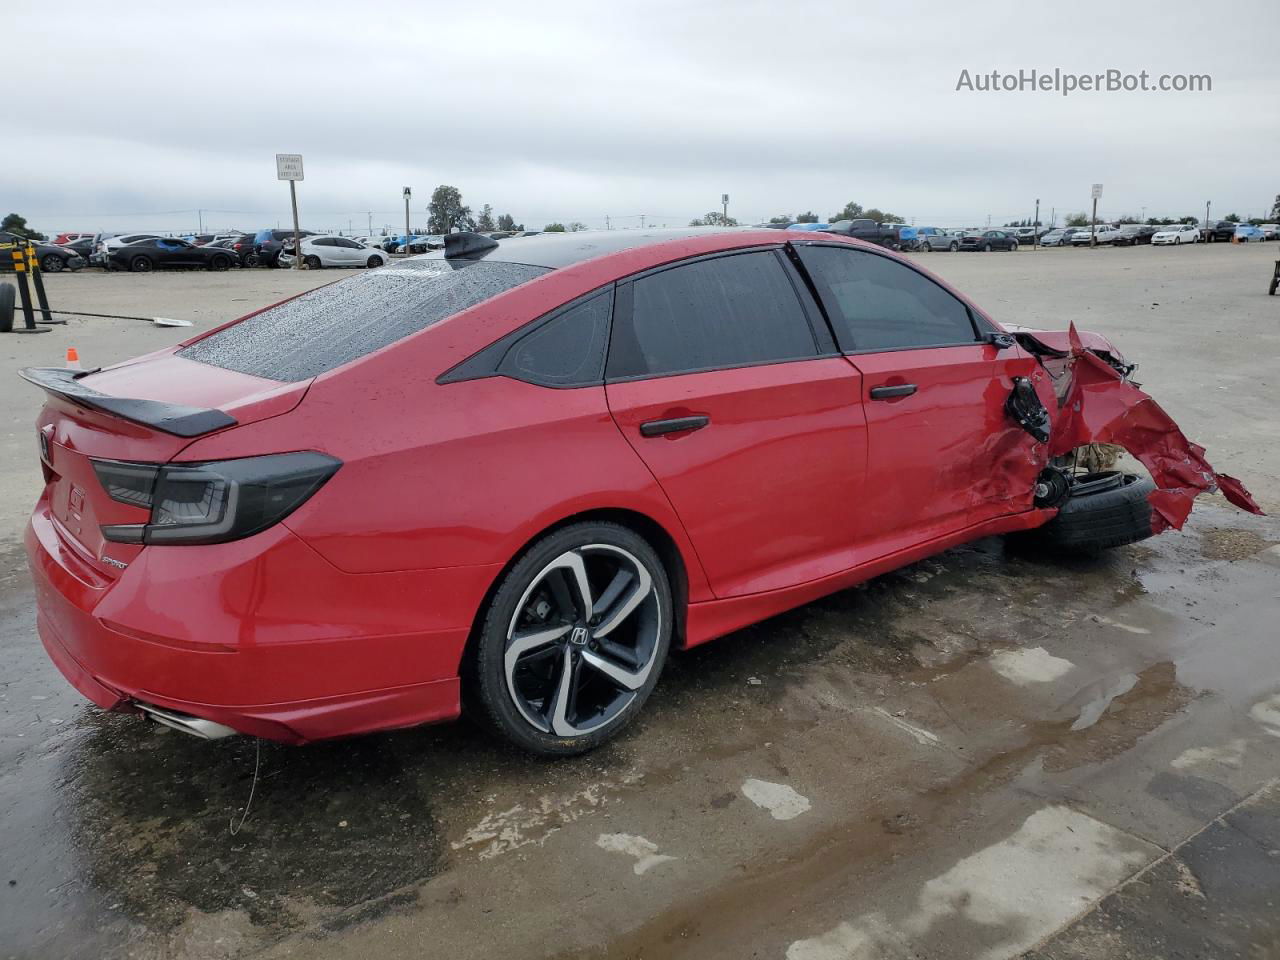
[{"xmin": 5, "ymin": 0, "xmax": 1276, "ymax": 234}]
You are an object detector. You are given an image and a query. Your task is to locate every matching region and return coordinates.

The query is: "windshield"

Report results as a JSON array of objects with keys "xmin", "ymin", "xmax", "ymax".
[{"xmin": 181, "ymin": 259, "xmax": 551, "ymax": 381}]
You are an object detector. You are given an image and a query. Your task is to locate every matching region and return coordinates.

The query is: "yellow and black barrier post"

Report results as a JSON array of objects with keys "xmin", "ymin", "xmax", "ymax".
[
  {"xmin": 4, "ymin": 244, "xmax": 51, "ymax": 334},
  {"xmin": 26, "ymin": 243, "xmax": 63, "ymax": 325}
]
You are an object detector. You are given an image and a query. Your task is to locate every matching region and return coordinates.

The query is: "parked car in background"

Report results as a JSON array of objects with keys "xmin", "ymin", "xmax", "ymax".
[
  {"xmin": 183, "ymin": 233, "xmax": 243, "ymax": 247},
  {"xmin": 107, "ymin": 236, "xmax": 236, "ymax": 272},
  {"xmin": 406, "ymin": 235, "xmax": 445, "ymax": 254},
  {"xmin": 227, "ymin": 235, "xmax": 258, "ymax": 266},
  {"xmin": 53, "ymin": 232, "xmax": 93, "ymax": 245},
  {"xmin": 1112, "ymin": 225, "xmax": 1157, "ymax": 246},
  {"xmin": 959, "ymin": 230, "xmax": 1019, "ymax": 251},
  {"xmin": 785, "ymin": 223, "xmax": 831, "ymax": 232},
  {"xmin": 1013, "ymin": 227, "xmax": 1038, "ymax": 242},
  {"xmin": 1233, "ymin": 224, "xmax": 1265, "ymax": 243},
  {"xmin": 279, "ymin": 236, "xmax": 388, "ymax": 269},
  {"xmin": 0, "ymin": 231, "xmax": 87, "ymax": 272},
  {"xmin": 915, "ymin": 227, "xmax": 960, "ymax": 252},
  {"xmin": 1151, "ymin": 225, "xmax": 1200, "ymax": 245},
  {"xmin": 821, "ymin": 219, "xmax": 900, "ymax": 248},
  {"xmin": 1202, "ymin": 221, "xmax": 1238, "ymax": 243},
  {"xmin": 62, "ymin": 237, "xmax": 96, "ymax": 263},
  {"xmin": 252, "ymin": 228, "xmax": 317, "ymax": 267},
  {"xmin": 1070, "ymin": 226, "xmax": 1121, "ymax": 246},
  {"xmin": 92, "ymin": 233, "xmax": 164, "ymax": 266},
  {"xmin": 1260, "ymin": 224, "xmax": 1279, "ymax": 240},
  {"xmin": 1039, "ymin": 228, "xmax": 1072, "ymax": 247}
]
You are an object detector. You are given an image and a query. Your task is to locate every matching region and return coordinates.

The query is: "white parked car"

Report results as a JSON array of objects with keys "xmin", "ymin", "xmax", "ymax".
[
  {"xmin": 1070, "ymin": 226, "xmax": 1121, "ymax": 245},
  {"xmin": 1151, "ymin": 225, "xmax": 1201, "ymax": 245},
  {"xmin": 279, "ymin": 235, "xmax": 387, "ymax": 269},
  {"xmin": 1260, "ymin": 224, "xmax": 1279, "ymax": 240}
]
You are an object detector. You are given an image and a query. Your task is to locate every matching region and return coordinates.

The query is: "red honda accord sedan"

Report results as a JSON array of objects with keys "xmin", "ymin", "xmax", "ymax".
[{"xmin": 21, "ymin": 228, "xmax": 1258, "ymax": 754}]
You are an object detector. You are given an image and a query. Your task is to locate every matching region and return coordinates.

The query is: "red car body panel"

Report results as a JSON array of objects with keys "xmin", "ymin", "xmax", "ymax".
[
  {"xmin": 607, "ymin": 358, "xmax": 867, "ymax": 597},
  {"xmin": 21, "ymin": 229, "xmax": 1261, "ymax": 743}
]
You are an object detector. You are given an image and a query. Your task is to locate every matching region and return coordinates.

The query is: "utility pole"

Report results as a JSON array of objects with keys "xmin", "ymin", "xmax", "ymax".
[
  {"xmin": 197, "ymin": 209, "xmax": 203, "ymax": 234},
  {"xmin": 404, "ymin": 187, "xmax": 412, "ymax": 241},
  {"xmin": 1034, "ymin": 198, "xmax": 1040, "ymax": 248},
  {"xmin": 1204, "ymin": 200, "xmax": 1211, "ymax": 230},
  {"xmin": 722, "ymin": 193, "xmax": 729, "ymax": 224},
  {"xmin": 605, "ymin": 214, "xmax": 611, "ymax": 230},
  {"xmin": 640, "ymin": 214, "xmax": 646, "ymax": 228},
  {"xmin": 1090, "ymin": 183, "xmax": 1103, "ymax": 248},
  {"xmin": 367, "ymin": 212, "xmax": 372, "ymax": 236}
]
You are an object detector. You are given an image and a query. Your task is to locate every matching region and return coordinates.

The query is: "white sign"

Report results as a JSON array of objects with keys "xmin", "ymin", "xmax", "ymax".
[
  {"xmin": 276, "ymin": 154, "xmax": 304, "ymax": 181},
  {"xmin": 722, "ymin": 193, "xmax": 729, "ymax": 204},
  {"xmin": 1091, "ymin": 183, "xmax": 1103, "ymax": 200},
  {"xmin": 403, "ymin": 186, "xmax": 412, "ymax": 199}
]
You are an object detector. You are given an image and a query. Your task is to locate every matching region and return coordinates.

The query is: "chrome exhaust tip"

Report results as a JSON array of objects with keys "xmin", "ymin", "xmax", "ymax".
[{"xmin": 135, "ymin": 702, "xmax": 238, "ymax": 740}]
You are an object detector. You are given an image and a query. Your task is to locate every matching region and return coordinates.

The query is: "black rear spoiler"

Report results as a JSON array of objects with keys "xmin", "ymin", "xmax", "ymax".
[{"xmin": 18, "ymin": 367, "xmax": 237, "ymax": 438}]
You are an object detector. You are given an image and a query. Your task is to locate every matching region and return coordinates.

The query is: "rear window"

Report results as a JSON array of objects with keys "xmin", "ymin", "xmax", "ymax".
[{"xmin": 180, "ymin": 259, "xmax": 550, "ymax": 381}]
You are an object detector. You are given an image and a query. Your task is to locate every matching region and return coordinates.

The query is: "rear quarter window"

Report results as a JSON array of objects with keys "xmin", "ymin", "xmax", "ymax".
[{"xmin": 180, "ymin": 259, "xmax": 550, "ymax": 381}]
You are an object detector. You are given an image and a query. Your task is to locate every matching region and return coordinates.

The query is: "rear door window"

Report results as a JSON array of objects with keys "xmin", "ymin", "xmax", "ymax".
[
  {"xmin": 793, "ymin": 245, "xmax": 980, "ymax": 352},
  {"xmin": 181, "ymin": 259, "xmax": 550, "ymax": 381},
  {"xmin": 606, "ymin": 250, "xmax": 818, "ymax": 379}
]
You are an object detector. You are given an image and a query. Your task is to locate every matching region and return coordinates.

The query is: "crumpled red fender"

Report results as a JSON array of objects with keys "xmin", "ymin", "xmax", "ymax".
[{"xmin": 1044, "ymin": 324, "xmax": 1262, "ymax": 532}]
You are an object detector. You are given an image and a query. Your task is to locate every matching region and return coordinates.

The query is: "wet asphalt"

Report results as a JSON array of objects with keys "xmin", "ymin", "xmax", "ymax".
[{"xmin": 2, "ymin": 247, "xmax": 1279, "ymax": 959}]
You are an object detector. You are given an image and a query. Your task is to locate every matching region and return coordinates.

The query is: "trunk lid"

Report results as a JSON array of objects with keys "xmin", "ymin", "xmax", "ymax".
[{"xmin": 27, "ymin": 352, "xmax": 310, "ymax": 578}]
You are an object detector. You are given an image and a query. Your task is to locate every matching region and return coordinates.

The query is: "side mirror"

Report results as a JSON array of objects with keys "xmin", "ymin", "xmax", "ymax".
[{"xmin": 987, "ymin": 333, "xmax": 1016, "ymax": 350}]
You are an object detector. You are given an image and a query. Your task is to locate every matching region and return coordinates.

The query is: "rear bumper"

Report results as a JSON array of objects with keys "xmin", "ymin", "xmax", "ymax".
[{"xmin": 25, "ymin": 498, "xmax": 500, "ymax": 743}]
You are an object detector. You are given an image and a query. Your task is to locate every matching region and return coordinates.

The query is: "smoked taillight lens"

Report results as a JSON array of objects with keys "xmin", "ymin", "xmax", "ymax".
[{"xmin": 93, "ymin": 453, "xmax": 341, "ymax": 545}]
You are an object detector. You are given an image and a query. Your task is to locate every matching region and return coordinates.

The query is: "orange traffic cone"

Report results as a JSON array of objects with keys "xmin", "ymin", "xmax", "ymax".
[{"xmin": 65, "ymin": 347, "xmax": 82, "ymax": 370}]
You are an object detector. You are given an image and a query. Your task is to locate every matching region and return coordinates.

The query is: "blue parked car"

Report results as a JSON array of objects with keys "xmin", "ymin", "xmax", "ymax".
[
  {"xmin": 784, "ymin": 222, "xmax": 830, "ymax": 232},
  {"xmin": 1233, "ymin": 225, "xmax": 1265, "ymax": 243}
]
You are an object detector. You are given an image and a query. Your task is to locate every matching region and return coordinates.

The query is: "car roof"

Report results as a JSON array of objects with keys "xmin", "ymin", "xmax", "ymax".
[{"xmin": 411, "ymin": 227, "xmax": 754, "ymax": 269}]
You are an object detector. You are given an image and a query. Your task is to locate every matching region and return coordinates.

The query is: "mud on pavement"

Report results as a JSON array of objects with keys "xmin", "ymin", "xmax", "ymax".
[{"xmin": 3, "ymin": 499, "xmax": 1279, "ymax": 960}]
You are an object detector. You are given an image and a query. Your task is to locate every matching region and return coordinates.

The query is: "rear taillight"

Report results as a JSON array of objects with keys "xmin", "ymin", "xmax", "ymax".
[{"xmin": 93, "ymin": 452, "xmax": 340, "ymax": 545}]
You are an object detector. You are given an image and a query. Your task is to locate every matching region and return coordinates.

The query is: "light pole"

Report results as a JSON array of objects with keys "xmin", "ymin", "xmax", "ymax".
[
  {"xmin": 404, "ymin": 187, "xmax": 412, "ymax": 243},
  {"xmin": 1034, "ymin": 198, "xmax": 1040, "ymax": 248}
]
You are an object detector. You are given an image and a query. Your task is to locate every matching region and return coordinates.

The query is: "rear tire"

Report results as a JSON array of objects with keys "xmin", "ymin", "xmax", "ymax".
[
  {"xmin": 949, "ymin": 241, "xmax": 959, "ymax": 252},
  {"xmin": 41, "ymin": 255, "xmax": 66, "ymax": 273},
  {"xmin": 366, "ymin": 255, "xmax": 384, "ymax": 268},
  {"xmin": 304, "ymin": 255, "xmax": 322, "ymax": 270},
  {"xmin": 210, "ymin": 255, "xmax": 231, "ymax": 271},
  {"xmin": 0, "ymin": 283, "xmax": 15, "ymax": 333},
  {"xmin": 471, "ymin": 521, "xmax": 672, "ymax": 756},
  {"xmin": 130, "ymin": 256, "xmax": 153, "ymax": 273},
  {"xmin": 1014, "ymin": 472, "xmax": 1155, "ymax": 555},
  {"xmin": 1009, "ymin": 240, "xmax": 1019, "ymax": 252}
]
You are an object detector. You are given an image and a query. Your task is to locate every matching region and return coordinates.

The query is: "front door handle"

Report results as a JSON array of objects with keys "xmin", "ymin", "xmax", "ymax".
[
  {"xmin": 869, "ymin": 384, "xmax": 918, "ymax": 400},
  {"xmin": 639, "ymin": 415, "xmax": 710, "ymax": 437}
]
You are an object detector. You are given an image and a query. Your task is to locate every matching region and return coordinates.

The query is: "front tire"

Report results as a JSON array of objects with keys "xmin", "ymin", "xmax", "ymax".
[
  {"xmin": 1009, "ymin": 240, "xmax": 1019, "ymax": 252},
  {"xmin": 472, "ymin": 521, "xmax": 672, "ymax": 756},
  {"xmin": 210, "ymin": 255, "xmax": 231, "ymax": 271},
  {"xmin": 1014, "ymin": 472, "xmax": 1155, "ymax": 555},
  {"xmin": 304, "ymin": 255, "xmax": 322, "ymax": 270},
  {"xmin": 41, "ymin": 255, "xmax": 66, "ymax": 273},
  {"xmin": 949, "ymin": 241, "xmax": 959, "ymax": 252},
  {"xmin": 366, "ymin": 255, "xmax": 384, "ymax": 268}
]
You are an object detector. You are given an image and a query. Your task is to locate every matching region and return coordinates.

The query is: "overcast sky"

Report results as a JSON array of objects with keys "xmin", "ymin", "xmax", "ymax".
[{"xmin": 7, "ymin": 0, "xmax": 1277, "ymax": 235}]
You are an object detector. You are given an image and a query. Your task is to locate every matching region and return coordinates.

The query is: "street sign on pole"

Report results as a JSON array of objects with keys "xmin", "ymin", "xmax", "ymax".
[
  {"xmin": 1091, "ymin": 183, "xmax": 1103, "ymax": 200},
  {"xmin": 276, "ymin": 154, "xmax": 305, "ymax": 181},
  {"xmin": 276, "ymin": 154, "xmax": 304, "ymax": 269}
]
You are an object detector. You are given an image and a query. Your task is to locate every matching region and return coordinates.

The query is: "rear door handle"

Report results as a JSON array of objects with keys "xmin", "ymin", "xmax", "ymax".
[
  {"xmin": 639, "ymin": 415, "xmax": 710, "ymax": 437},
  {"xmin": 869, "ymin": 384, "xmax": 918, "ymax": 400}
]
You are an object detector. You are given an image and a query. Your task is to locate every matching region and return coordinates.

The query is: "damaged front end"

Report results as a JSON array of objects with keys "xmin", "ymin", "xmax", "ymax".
[{"xmin": 1006, "ymin": 324, "xmax": 1262, "ymax": 533}]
